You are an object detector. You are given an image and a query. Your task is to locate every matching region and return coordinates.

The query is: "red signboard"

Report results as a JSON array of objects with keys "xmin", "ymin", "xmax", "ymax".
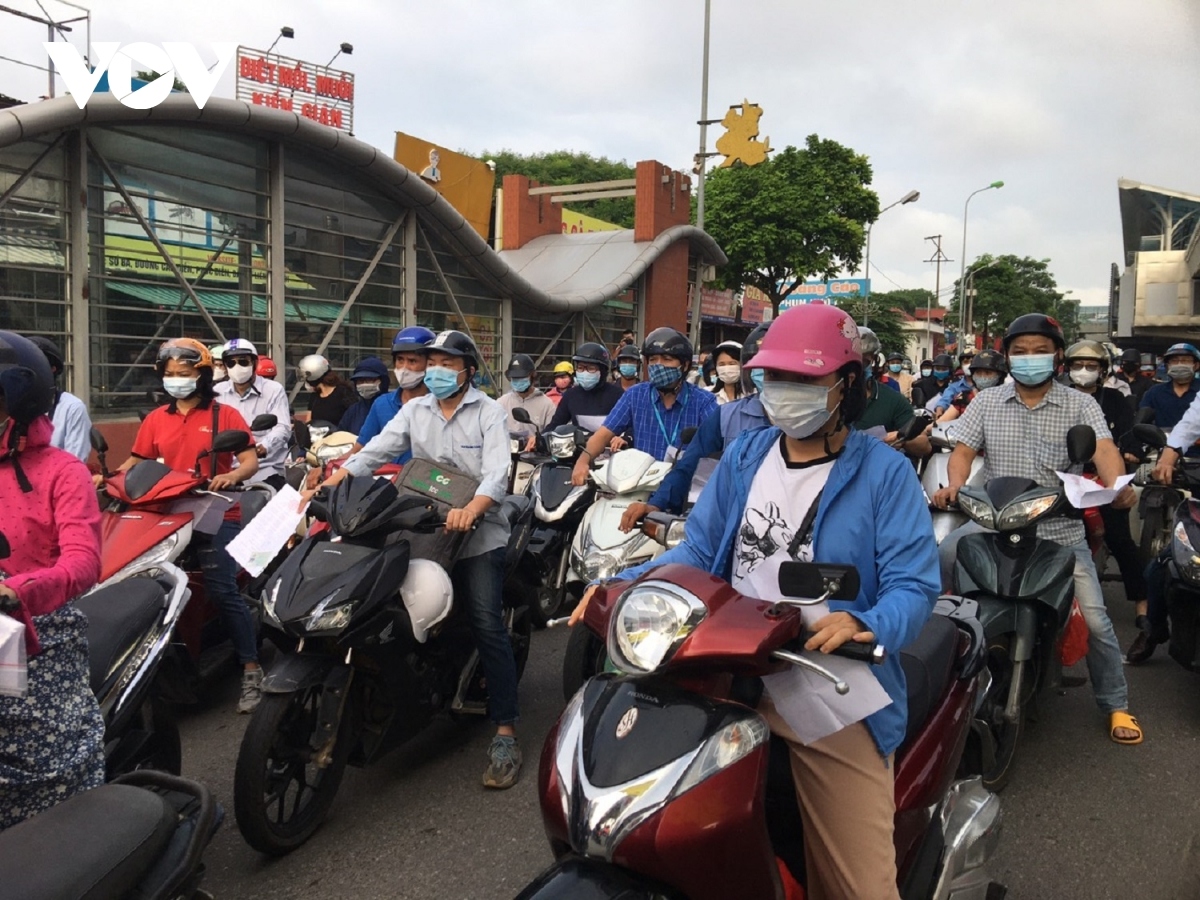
[
  {"xmin": 701, "ymin": 288, "xmax": 737, "ymax": 322},
  {"xmin": 741, "ymin": 285, "xmax": 771, "ymax": 324},
  {"xmin": 235, "ymin": 46, "xmax": 354, "ymax": 133}
]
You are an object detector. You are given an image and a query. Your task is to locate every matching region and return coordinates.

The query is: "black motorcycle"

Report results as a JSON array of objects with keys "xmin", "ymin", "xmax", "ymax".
[
  {"xmin": 0, "ymin": 771, "xmax": 220, "ymax": 900},
  {"xmin": 950, "ymin": 424, "xmax": 1096, "ymax": 791},
  {"xmin": 233, "ymin": 460, "xmax": 532, "ymax": 855}
]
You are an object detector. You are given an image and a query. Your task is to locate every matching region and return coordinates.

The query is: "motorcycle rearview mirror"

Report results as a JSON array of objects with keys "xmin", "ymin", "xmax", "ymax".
[
  {"xmin": 89, "ymin": 427, "xmax": 109, "ymax": 454},
  {"xmin": 250, "ymin": 413, "xmax": 278, "ymax": 432},
  {"xmin": 137, "ymin": 408, "xmax": 152, "ymax": 422},
  {"xmin": 1134, "ymin": 407, "xmax": 1157, "ymax": 425},
  {"xmin": 1132, "ymin": 423, "xmax": 1167, "ymax": 449},
  {"xmin": 212, "ymin": 430, "xmax": 252, "ymax": 454},
  {"xmin": 1066, "ymin": 425, "xmax": 1096, "ymax": 465},
  {"xmin": 511, "ymin": 407, "xmax": 533, "ymax": 425},
  {"xmin": 778, "ymin": 562, "xmax": 860, "ymax": 602}
]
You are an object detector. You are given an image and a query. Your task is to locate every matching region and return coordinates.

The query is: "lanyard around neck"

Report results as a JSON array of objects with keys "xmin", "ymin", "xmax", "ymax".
[{"xmin": 651, "ymin": 385, "xmax": 689, "ymax": 451}]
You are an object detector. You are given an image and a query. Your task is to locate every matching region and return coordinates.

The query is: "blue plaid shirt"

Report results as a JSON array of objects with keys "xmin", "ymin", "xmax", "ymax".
[{"xmin": 602, "ymin": 381, "xmax": 719, "ymax": 462}]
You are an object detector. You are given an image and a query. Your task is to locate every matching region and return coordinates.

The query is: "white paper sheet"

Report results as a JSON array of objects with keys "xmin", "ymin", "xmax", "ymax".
[
  {"xmin": 224, "ymin": 485, "xmax": 306, "ymax": 577},
  {"xmin": 760, "ymin": 601, "xmax": 891, "ymax": 746},
  {"xmin": 0, "ymin": 613, "xmax": 28, "ymax": 699},
  {"xmin": 169, "ymin": 492, "xmax": 235, "ymax": 534},
  {"xmin": 1056, "ymin": 472, "xmax": 1135, "ymax": 509}
]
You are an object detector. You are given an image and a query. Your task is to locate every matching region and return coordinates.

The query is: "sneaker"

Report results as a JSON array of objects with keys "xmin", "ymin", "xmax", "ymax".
[
  {"xmin": 483, "ymin": 735, "xmax": 522, "ymax": 789},
  {"xmin": 238, "ymin": 668, "xmax": 264, "ymax": 714}
]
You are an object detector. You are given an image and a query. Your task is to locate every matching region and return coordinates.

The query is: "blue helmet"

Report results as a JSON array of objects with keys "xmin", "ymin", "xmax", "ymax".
[
  {"xmin": 1164, "ymin": 342, "xmax": 1200, "ymax": 364},
  {"xmin": 391, "ymin": 326, "xmax": 436, "ymax": 355}
]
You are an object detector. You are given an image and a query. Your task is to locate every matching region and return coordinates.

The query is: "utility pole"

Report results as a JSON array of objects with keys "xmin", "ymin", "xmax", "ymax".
[
  {"xmin": 924, "ymin": 235, "xmax": 953, "ymax": 359},
  {"xmin": 687, "ymin": 0, "xmax": 713, "ymax": 354}
]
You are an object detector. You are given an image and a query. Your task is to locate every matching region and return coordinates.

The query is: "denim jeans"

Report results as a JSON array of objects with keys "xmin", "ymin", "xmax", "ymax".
[
  {"xmin": 940, "ymin": 522, "xmax": 1129, "ymax": 713},
  {"xmin": 450, "ymin": 548, "xmax": 519, "ymax": 726},
  {"xmin": 196, "ymin": 519, "xmax": 258, "ymax": 666}
]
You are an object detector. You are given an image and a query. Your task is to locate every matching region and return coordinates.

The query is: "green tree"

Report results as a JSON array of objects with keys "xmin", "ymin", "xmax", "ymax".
[
  {"xmin": 834, "ymin": 298, "xmax": 906, "ymax": 361},
  {"xmin": 135, "ymin": 70, "xmax": 188, "ymax": 92},
  {"xmin": 949, "ymin": 255, "xmax": 1071, "ymax": 346},
  {"xmin": 703, "ymin": 135, "xmax": 879, "ymax": 316},
  {"xmin": 869, "ymin": 287, "xmax": 937, "ymax": 316},
  {"xmin": 472, "ymin": 149, "xmax": 636, "ymax": 227}
]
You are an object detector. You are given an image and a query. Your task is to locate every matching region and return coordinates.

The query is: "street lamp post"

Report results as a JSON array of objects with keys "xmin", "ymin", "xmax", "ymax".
[
  {"xmin": 962, "ymin": 258, "xmax": 999, "ymax": 347},
  {"xmin": 863, "ymin": 189, "xmax": 919, "ymax": 326},
  {"xmin": 687, "ymin": 0, "xmax": 713, "ymax": 354},
  {"xmin": 957, "ymin": 180, "xmax": 1003, "ymax": 340}
]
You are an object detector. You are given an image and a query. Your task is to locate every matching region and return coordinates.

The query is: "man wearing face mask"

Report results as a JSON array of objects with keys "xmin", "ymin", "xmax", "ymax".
[
  {"xmin": 302, "ymin": 330, "xmax": 523, "ymax": 789},
  {"xmin": 351, "ymin": 326, "xmax": 435, "ymax": 459},
  {"xmin": 338, "ymin": 357, "xmax": 390, "ymax": 436},
  {"xmin": 614, "ymin": 343, "xmax": 642, "ymax": 391},
  {"xmin": 620, "ymin": 322, "xmax": 771, "ymax": 530},
  {"xmin": 548, "ymin": 342, "xmax": 623, "ymax": 434},
  {"xmin": 1138, "ymin": 343, "xmax": 1200, "ymax": 444},
  {"xmin": 210, "ymin": 344, "xmax": 227, "ymax": 383},
  {"xmin": 884, "ymin": 350, "xmax": 913, "ymax": 400},
  {"xmin": 911, "ymin": 353, "xmax": 954, "ymax": 409},
  {"xmin": 855, "ymin": 328, "xmax": 931, "ymax": 458},
  {"xmin": 106, "ymin": 338, "xmax": 263, "ymax": 712},
  {"xmin": 933, "ymin": 314, "xmax": 1143, "ymax": 745},
  {"xmin": 574, "ymin": 304, "xmax": 939, "ymax": 899},
  {"xmin": 571, "ymin": 327, "xmax": 718, "ymax": 486},
  {"xmin": 214, "ymin": 338, "xmax": 293, "ymax": 489},
  {"xmin": 498, "ymin": 353, "xmax": 556, "ymax": 451}
]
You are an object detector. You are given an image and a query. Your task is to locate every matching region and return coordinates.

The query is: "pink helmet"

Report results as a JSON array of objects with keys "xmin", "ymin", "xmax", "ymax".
[{"xmin": 745, "ymin": 303, "xmax": 862, "ymax": 377}]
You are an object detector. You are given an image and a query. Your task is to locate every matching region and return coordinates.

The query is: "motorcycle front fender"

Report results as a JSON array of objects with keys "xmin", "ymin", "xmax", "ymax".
[
  {"xmin": 262, "ymin": 653, "xmax": 336, "ymax": 694},
  {"xmin": 515, "ymin": 856, "xmax": 682, "ymax": 900}
]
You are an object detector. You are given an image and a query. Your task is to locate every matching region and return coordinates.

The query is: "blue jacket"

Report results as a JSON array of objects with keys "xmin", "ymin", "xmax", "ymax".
[
  {"xmin": 616, "ymin": 426, "xmax": 939, "ymax": 757},
  {"xmin": 354, "ymin": 389, "xmax": 412, "ymax": 464},
  {"xmin": 648, "ymin": 395, "xmax": 767, "ymax": 512}
]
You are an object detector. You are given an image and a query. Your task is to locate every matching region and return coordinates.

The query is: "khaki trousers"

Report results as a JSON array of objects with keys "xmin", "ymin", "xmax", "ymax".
[{"xmin": 760, "ymin": 694, "xmax": 900, "ymax": 900}]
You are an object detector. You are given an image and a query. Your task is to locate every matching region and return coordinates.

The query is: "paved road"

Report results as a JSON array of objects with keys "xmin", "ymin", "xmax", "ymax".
[{"xmin": 181, "ymin": 582, "xmax": 1200, "ymax": 900}]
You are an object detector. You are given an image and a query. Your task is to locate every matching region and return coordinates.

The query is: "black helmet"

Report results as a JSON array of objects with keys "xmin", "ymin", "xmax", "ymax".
[
  {"xmin": 885, "ymin": 349, "xmax": 904, "ymax": 362},
  {"xmin": 742, "ymin": 324, "xmax": 770, "ymax": 365},
  {"xmin": 27, "ymin": 335, "xmax": 64, "ymax": 375},
  {"xmin": 0, "ymin": 331, "xmax": 55, "ymax": 427},
  {"xmin": 642, "ymin": 327, "xmax": 693, "ymax": 365},
  {"xmin": 1003, "ymin": 313, "xmax": 1065, "ymax": 351},
  {"xmin": 572, "ymin": 342, "xmax": 611, "ymax": 373},
  {"xmin": 932, "ymin": 353, "xmax": 954, "ymax": 369},
  {"xmin": 971, "ymin": 349, "xmax": 1007, "ymax": 375},
  {"xmin": 616, "ymin": 343, "xmax": 641, "ymax": 362},
  {"xmin": 504, "ymin": 353, "xmax": 535, "ymax": 378},
  {"xmin": 427, "ymin": 330, "xmax": 479, "ymax": 370},
  {"xmin": 1119, "ymin": 348, "xmax": 1141, "ymax": 367}
]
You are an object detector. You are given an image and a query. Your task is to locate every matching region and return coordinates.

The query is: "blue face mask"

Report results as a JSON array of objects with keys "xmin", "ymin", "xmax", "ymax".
[
  {"xmin": 509, "ymin": 377, "xmax": 531, "ymax": 393},
  {"xmin": 933, "ymin": 368, "xmax": 950, "ymax": 380},
  {"xmin": 750, "ymin": 369, "xmax": 765, "ymax": 393},
  {"xmin": 424, "ymin": 365, "xmax": 464, "ymax": 399},
  {"xmin": 888, "ymin": 363, "xmax": 902, "ymax": 374},
  {"xmin": 576, "ymin": 371, "xmax": 601, "ymax": 391},
  {"xmin": 162, "ymin": 376, "xmax": 198, "ymax": 399},
  {"xmin": 1008, "ymin": 354, "xmax": 1057, "ymax": 387},
  {"xmin": 618, "ymin": 363, "xmax": 638, "ymax": 379},
  {"xmin": 648, "ymin": 363, "xmax": 683, "ymax": 391}
]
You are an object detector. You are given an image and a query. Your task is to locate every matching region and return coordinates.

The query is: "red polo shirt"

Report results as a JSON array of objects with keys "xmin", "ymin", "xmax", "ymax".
[{"xmin": 132, "ymin": 400, "xmax": 252, "ymax": 477}]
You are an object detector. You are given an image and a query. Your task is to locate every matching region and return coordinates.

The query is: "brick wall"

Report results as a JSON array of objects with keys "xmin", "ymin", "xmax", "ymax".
[{"xmin": 501, "ymin": 174, "xmax": 563, "ymax": 250}]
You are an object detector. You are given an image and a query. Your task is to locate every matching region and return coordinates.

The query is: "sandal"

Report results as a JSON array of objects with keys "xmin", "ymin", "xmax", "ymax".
[{"xmin": 1109, "ymin": 711, "xmax": 1143, "ymax": 745}]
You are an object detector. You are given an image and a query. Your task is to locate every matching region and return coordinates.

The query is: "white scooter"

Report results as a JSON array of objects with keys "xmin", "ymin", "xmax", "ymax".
[{"xmin": 921, "ymin": 418, "xmax": 986, "ymax": 544}]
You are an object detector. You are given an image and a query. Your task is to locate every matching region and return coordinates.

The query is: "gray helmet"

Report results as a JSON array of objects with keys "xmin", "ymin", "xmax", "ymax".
[{"xmin": 857, "ymin": 326, "xmax": 881, "ymax": 358}]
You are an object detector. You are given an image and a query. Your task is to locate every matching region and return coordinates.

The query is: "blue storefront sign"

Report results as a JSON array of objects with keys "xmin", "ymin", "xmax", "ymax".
[{"xmin": 779, "ymin": 278, "xmax": 870, "ymax": 310}]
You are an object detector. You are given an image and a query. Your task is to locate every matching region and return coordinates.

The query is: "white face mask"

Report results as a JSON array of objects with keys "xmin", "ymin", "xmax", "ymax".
[
  {"xmin": 717, "ymin": 363, "xmax": 742, "ymax": 384},
  {"xmin": 356, "ymin": 381, "xmax": 382, "ymax": 400},
  {"xmin": 228, "ymin": 363, "xmax": 255, "ymax": 385},
  {"xmin": 759, "ymin": 379, "xmax": 841, "ymax": 439},
  {"xmin": 1069, "ymin": 368, "xmax": 1100, "ymax": 388},
  {"xmin": 395, "ymin": 366, "xmax": 425, "ymax": 390}
]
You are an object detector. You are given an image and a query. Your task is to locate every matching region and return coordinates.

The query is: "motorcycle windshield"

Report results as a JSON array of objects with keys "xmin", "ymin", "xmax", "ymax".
[{"xmin": 272, "ymin": 540, "xmax": 404, "ymax": 623}]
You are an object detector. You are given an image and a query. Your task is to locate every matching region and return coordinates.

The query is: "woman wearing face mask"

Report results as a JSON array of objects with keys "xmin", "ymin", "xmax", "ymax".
[
  {"xmin": 547, "ymin": 342, "xmax": 624, "ymax": 435},
  {"xmin": 933, "ymin": 350, "xmax": 1006, "ymax": 423},
  {"xmin": 338, "ymin": 356, "xmax": 390, "ymax": 436},
  {"xmin": 0, "ymin": 331, "xmax": 106, "ymax": 830},
  {"xmin": 709, "ymin": 340, "xmax": 744, "ymax": 405},
  {"xmin": 545, "ymin": 361, "xmax": 575, "ymax": 405},
  {"xmin": 214, "ymin": 338, "xmax": 293, "ymax": 489},
  {"xmin": 105, "ymin": 338, "xmax": 262, "ymax": 712},
  {"xmin": 573, "ymin": 304, "xmax": 939, "ymax": 899},
  {"xmin": 297, "ymin": 354, "xmax": 357, "ymax": 430}
]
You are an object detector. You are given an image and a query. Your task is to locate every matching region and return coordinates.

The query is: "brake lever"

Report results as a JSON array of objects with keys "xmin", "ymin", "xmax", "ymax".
[{"xmin": 771, "ymin": 650, "xmax": 850, "ymax": 695}]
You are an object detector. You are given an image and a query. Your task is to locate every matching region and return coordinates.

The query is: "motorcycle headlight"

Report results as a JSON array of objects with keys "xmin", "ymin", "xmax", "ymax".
[
  {"xmin": 549, "ymin": 433, "xmax": 576, "ymax": 460},
  {"xmin": 316, "ymin": 443, "xmax": 353, "ymax": 466},
  {"xmin": 581, "ymin": 550, "xmax": 623, "ymax": 583},
  {"xmin": 996, "ymin": 492, "xmax": 1059, "ymax": 530},
  {"xmin": 957, "ymin": 492, "xmax": 995, "ymax": 530},
  {"xmin": 306, "ymin": 591, "xmax": 356, "ymax": 633},
  {"xmin": 607, "ymin": 581, "xmax": 706, "ymax": 674}
]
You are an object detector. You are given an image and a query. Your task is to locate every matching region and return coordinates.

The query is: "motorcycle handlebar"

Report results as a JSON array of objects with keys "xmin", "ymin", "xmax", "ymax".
[{"xmin": 801, "ymin": 632, "xmax": 886, "ymax": 665}]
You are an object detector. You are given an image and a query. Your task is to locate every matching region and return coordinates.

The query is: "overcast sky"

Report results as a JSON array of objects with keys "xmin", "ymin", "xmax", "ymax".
[{"xmin": 5, "ymin": 0, "xmax": 1199, "ymax": 308}]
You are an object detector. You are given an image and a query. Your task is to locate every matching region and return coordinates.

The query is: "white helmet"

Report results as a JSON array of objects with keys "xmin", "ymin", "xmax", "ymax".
[
  {"xmin": 298, "ymin": 354, "xmax": 330, "ymax": 384},
  {"xmin": 399, "ymin": 559, "xmax": 454, "ymax": 643}
]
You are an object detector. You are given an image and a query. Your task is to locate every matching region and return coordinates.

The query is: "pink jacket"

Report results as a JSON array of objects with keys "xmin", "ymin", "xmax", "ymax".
[{"xmin": 0, "ymin": 416, "xmax": 101, "ymax": 654}]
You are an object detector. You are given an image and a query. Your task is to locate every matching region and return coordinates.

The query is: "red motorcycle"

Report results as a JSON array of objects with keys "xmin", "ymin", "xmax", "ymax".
[{"xmin": 518, "ymin": 560, "xmax": 1005, "ymax": 900}]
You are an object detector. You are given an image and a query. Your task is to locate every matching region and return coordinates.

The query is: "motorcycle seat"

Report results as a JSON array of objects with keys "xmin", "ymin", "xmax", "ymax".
[
  {"xmin": 899, "ymin": 614, "xmax": 960, "ymax": 745},
  {"xmin": 76, "ymin": 577, "xmax": 166, "ymax": 695},
  {"xmin": 0, "ymin": 783, "xmax": 175, "ymax": 900}
]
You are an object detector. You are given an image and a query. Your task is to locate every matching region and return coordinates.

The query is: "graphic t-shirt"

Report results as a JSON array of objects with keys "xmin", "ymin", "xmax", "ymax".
[{"xmin": 731, "ymin": 435, "xmax": 836, "ymax": 601}]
